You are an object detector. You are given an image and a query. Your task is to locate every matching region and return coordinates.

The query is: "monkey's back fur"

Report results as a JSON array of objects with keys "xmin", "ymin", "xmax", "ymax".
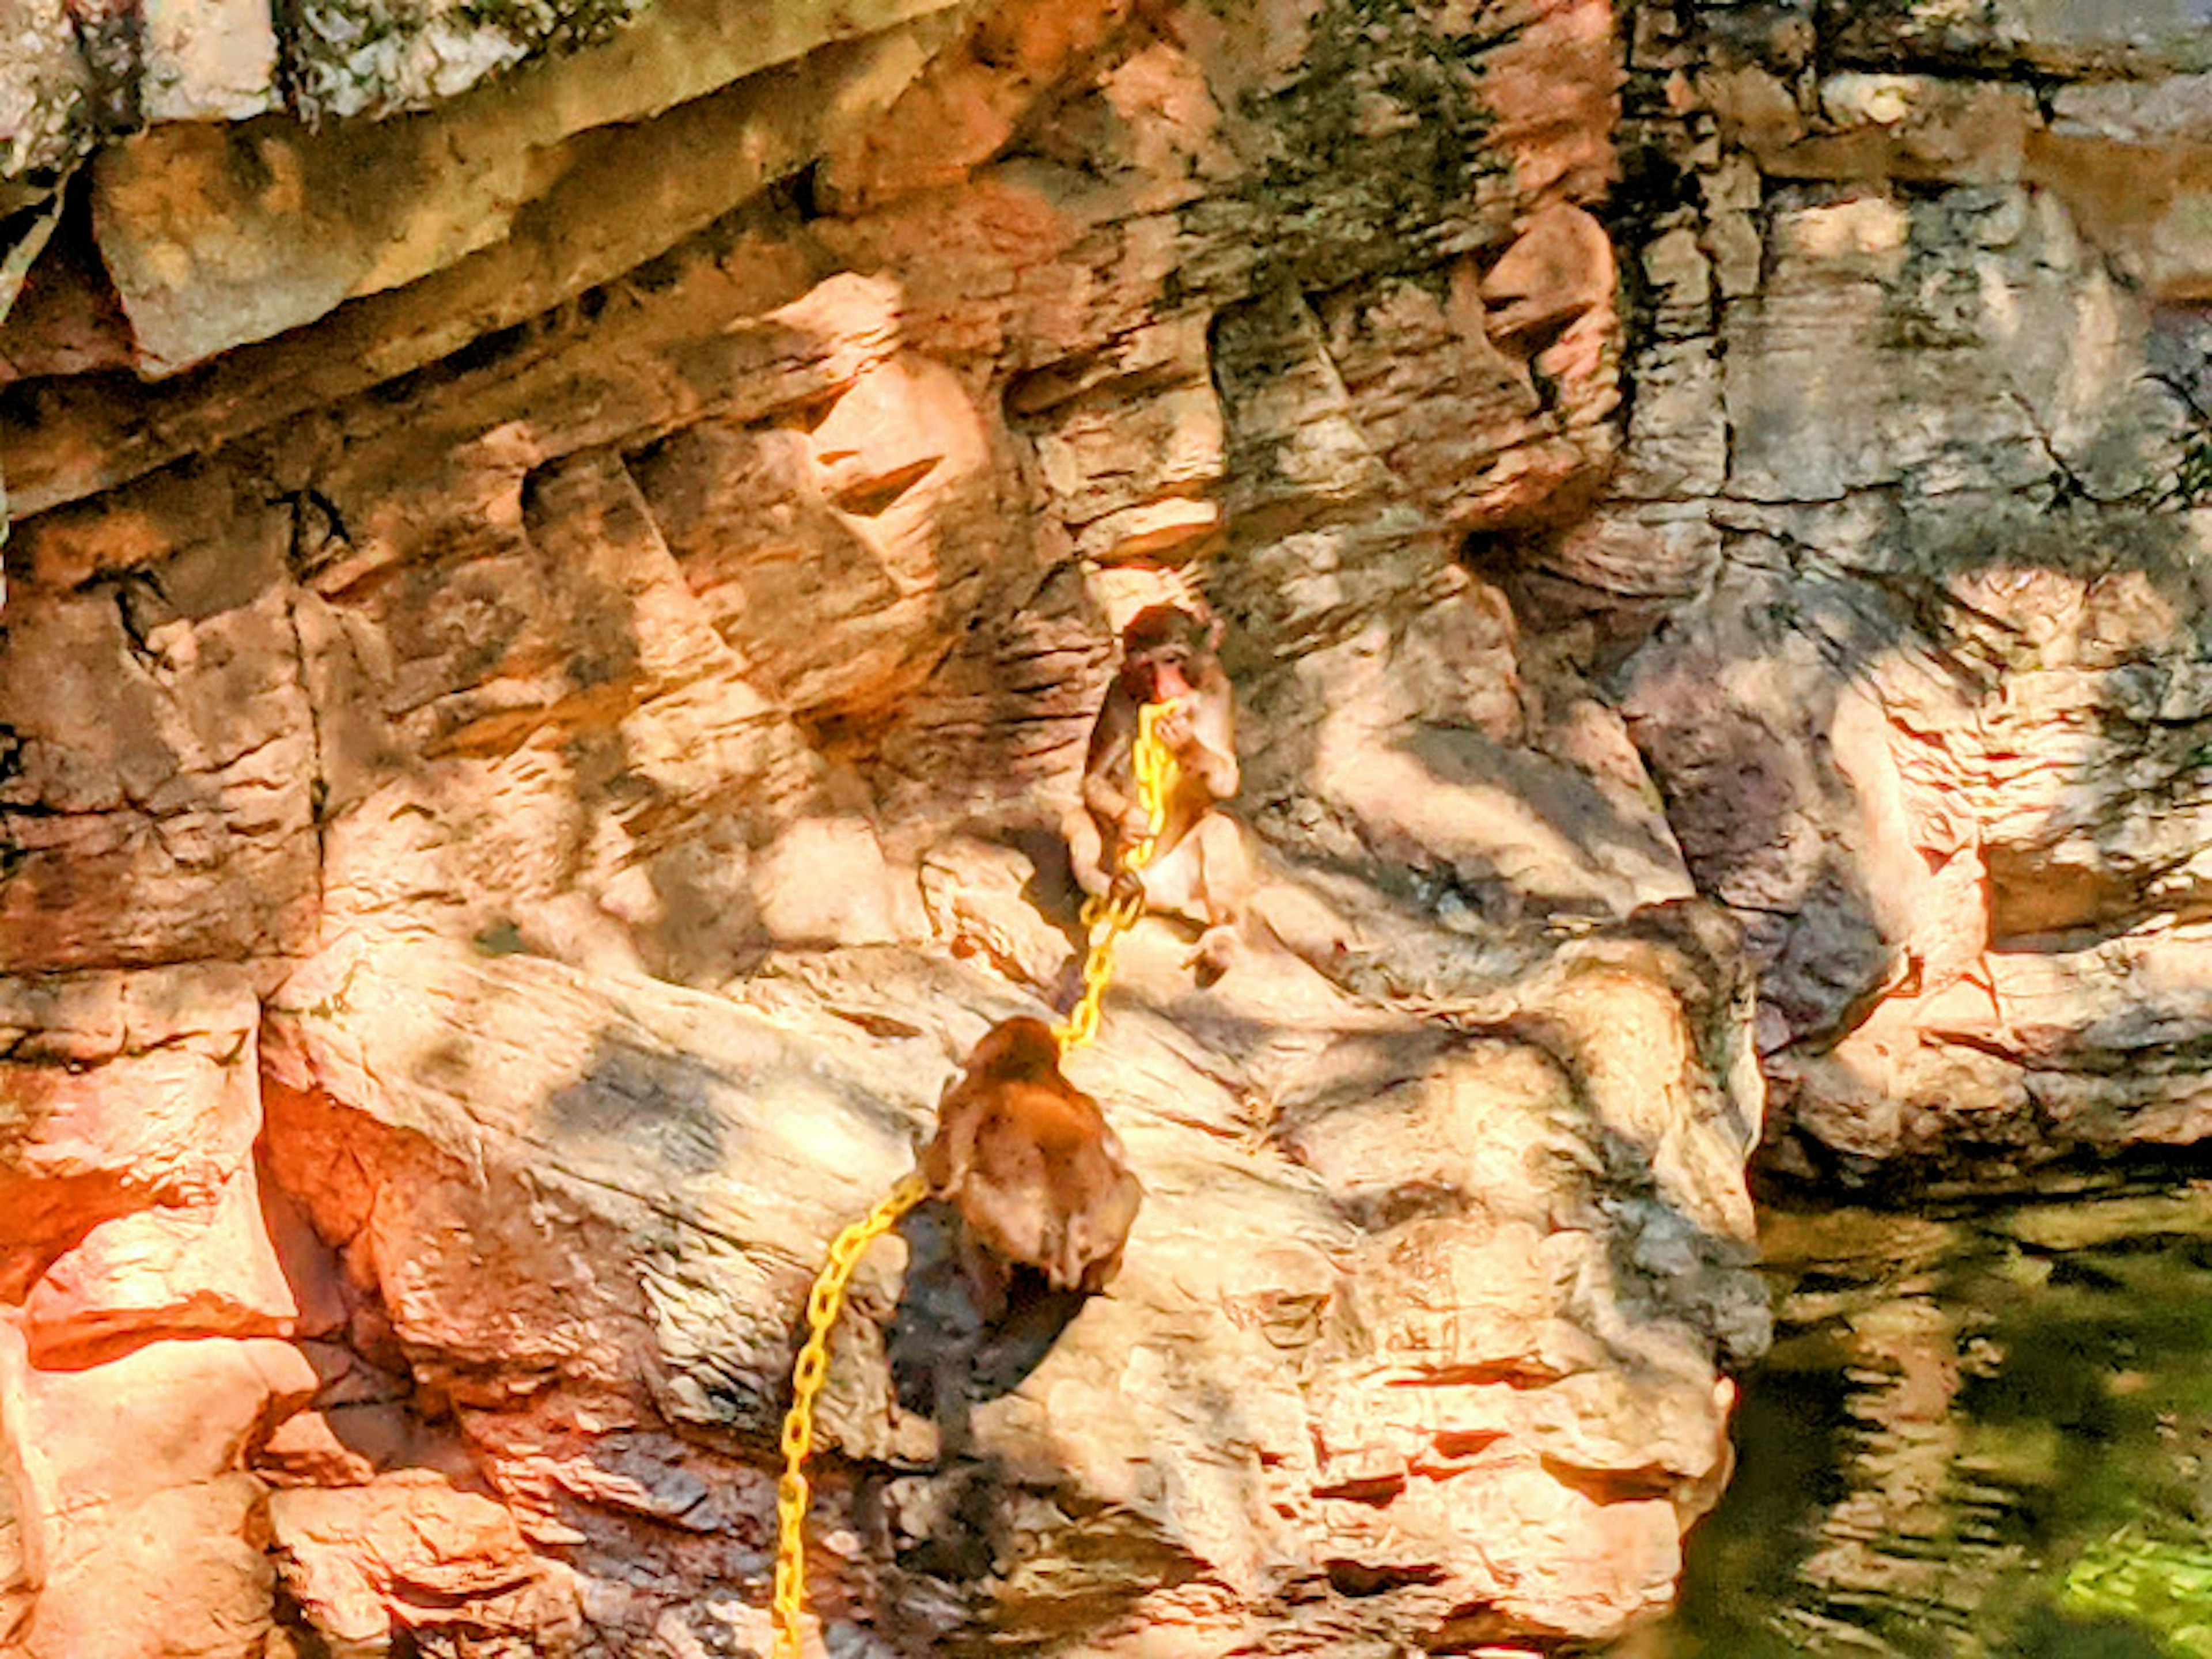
[{"xmin": 923, "ymin": 1020, "xmax": 1143, "ymax": 1294}]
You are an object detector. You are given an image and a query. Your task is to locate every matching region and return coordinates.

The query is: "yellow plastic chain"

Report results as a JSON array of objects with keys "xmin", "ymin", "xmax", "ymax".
[
  {"xmin": 771, "ymin": 1170, "xmax": 929, "ymax": 1659},
  {"xmin": 1053, "ymin": 699, "xmax": 1180, "ymax": 1054},
  {"xmin": 770, "ymin": 700, "xmax": 1178, "ymax": 1656}
]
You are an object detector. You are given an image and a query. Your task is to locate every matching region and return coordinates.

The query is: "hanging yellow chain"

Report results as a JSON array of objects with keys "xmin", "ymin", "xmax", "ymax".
[
  {"xmin": 771, "ymin": 1170, "xmax": 929, "ymax": 1659},
  {"xmin": 769, "ymin": 700, "xmax": 1179, "ymax": 1654},
  {"xmin": 1053, "ymin": 700, "xmax": 1180, "ymax": 1054}
]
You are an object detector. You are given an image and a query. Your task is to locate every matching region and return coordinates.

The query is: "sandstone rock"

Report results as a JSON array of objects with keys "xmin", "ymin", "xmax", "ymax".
[
  {"xmin": 283, "ymin": 0, "xmax": 645, "ymax": 122},
  {"xmin": 2052, "ymin": 73, "xmax": 2212, "ymax": 145},
  {"xmin": 18, "ymin": 1475, "xmax": 274, "ymax": 1659},
  {"xmin": 88, "ymin": 0, "xmax": 977, "ymax": 373},
  {"xmin": 0, "ymin": 580, "xmax": 318, "ymax": 971},
  {"xmin": 268, "ymin": 1471, "xmax": 582, "ymax": 1656},
  {"xmin": 0, "ymin": 1320, "xmax": 40, "ymax": 1647},
  {"xmin": 21, "ymin": 1167, "xmax": 298, "ymax": 1362},
  {"xmin": 1758, "ymin": 75, "xmax": 2041, "ymax": 185},
  {"xmin": 1628, "ymin": 305, "xmax": 1724, "ymax": 474},
  {"xmin": 1313, "ymin": 230, "xmax": 1619, "ymax": 535},
  {"xmin": 1483, "ymin": 203, "xmax": 1619, "ymax": 348},
  {"xmin": 1536, "ymin": 506, "xmax": 1722, "ymax": 603},
  {"xmin": 1826, "ymin": 0, "xmax": 2212, "ymax": 77},
  {"xmin": 0, "ymin": 0, "xmax": 86, "ymax": 180},
  {"xmin": 1016, "ymin": 315, "xmax": 1227, "ymax": 565},
  {"xmin": 820, "ymin": 0, "xmax": 1140, "ymax": 207},
  {"xmin": 1601, "ymin": 1, "xmax": 2212, "ymax": 1187},
  {"xmin": 143, "ymin": 0, "xmax": 278, "ymax": 122},
  {"xmin": 16, "ymin": 1336, "xmax": 313, "ymax": 1513},
  {"xmin": 254, "ymin": 1410, "xmax": 381, "ymax": 1489},
  {"xmin": 1, "ymin": 20, "xmax": 961, "ymax": 514},
  {"xmin": 0, "ymin": 198, "xmax": 137, "ymax": 387},
  {"xmin": 260, "ymin": 935, "xmax": 927, "ymax": 1410},
  {"xmin": 255, "ymin": 910, "xmax": 1758, "ymax": 1652},
  {"xmin": 633, "ymin": 339, "xmax": 1002, "ymax": 722},
  {"xmin": 1718, "ymin": 186, "xmax": 2179, "ymax": 503},
  {"xmin": 0, "ymin": 1, "xmax": 1789, "ymax": 1653},
  {"xmin": 0, "ymin": 967, "xmax": 264, "ymax": 1298},
  {"xmin": 2028, "ymin": 125, "xmax": 2212, "ymax": 303},
  {"xmin": 0, "ymin": 967, "xmax": 305, "ymax": 1647},
  {"xmin": 1696, "ymin": 62, "xmax": 1804, "ymax": 153}
]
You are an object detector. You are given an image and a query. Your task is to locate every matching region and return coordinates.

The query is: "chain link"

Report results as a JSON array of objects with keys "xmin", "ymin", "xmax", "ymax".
[
  {"xmin": 770, "ymin": 701, "xmax": 1179, "ymax": 1653},
  {"xmin": 1053, "ymin": 700, "xmax": 1180, "ymax": 1054},
  {"xmin": 772, "ymin": 1171, "xmax": 930, "ymax": 1659}
]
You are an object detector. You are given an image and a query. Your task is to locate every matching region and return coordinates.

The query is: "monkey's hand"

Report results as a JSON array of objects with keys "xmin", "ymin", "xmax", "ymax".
[
  {"xmin": 1153, "ymin": 704, "xmax": 1195, "ymax": 752},
  {"xmin": 1107, "ymin": 868, "xmax": 1149, "ymax": 916}
]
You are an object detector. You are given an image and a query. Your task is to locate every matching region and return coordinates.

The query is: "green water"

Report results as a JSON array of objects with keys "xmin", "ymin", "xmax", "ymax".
[{"xmin": 1632, "ymin": 1187, "xmax": 2212, "ymax": 1658}]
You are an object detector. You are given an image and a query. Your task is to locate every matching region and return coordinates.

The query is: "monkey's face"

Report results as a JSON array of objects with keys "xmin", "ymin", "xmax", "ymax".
[
  {"xmin": 1130, "ymin": 642, "xmax": 1194, "ymax": 704},
  {"xmin": 1119, "ymin": 606, "xmax": 1207, "ymax": 706}
]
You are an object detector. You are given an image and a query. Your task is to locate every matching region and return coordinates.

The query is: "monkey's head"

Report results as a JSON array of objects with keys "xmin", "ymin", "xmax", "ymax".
[
  {"xmin": 1117, "ymin": 604, "xmax": 1220, "ymax": 705},
  {"xmin": 964, "ymin": 1016, "xmax": 1065, "ymax": 1081}
]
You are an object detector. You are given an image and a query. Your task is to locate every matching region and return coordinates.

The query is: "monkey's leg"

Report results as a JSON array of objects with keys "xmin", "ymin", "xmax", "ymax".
[
  {"xmin": 1185, "ymin": 814, "xmax": 1252, "ymax": 986},
  {"xmin": 889, "ymin": 1202, "xmax": 990, "ymax": 1464},
  {"xmin": 1135, "ymin": 835, "xmax": 1205, "ymax": 923},
  {"xmin": 1062, "ymin": 804, "xmax": 1111, "ymax": 899}
]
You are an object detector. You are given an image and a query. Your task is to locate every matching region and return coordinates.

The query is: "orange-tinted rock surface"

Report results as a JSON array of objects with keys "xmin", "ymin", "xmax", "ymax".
[{"xmin": 0, "ymin": 0, "xmax": 2195, "ymax": 1652}]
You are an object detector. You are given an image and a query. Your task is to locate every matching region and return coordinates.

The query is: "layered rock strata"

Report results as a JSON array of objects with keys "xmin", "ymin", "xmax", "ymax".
[
  {"xmin": 1573, "ymin": 0, "xmax": 2212, "ymax": 1185},
  {"xmin": 0, "ymin": 3, "xmax": 1766, "ymax": 1656}
]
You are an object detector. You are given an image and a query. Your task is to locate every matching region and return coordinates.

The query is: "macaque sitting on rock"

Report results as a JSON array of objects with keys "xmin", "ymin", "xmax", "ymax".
[
  {"xmin": 889, "ymin": 1017, "xmax": 1142, "ymax": 1457},
  {"xmin": 1065, "ymin": 603, "xmax": 1251, "ymax": 982},
  {"xmin": 922, "ymin": 1016, "xmax": 1141, "ymax": 1297}
]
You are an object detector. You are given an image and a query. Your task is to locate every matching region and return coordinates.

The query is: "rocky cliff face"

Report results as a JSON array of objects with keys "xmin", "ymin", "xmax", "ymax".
[
  {"xmin": 0, "ymin": 4, "xmax": 1764, "ymax": 1655},
  {"xmin": 1596, "ymin": 0, "xmax": 2212, "ymax": 1185},
  {"xmin": 0, "ymin": 0, "xmax": 2196, "ymax": 1654}
]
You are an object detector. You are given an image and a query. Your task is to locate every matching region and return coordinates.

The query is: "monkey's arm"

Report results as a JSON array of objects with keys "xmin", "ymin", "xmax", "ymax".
[
  {"xmin": 1081, "ymin": 756, "xmax": 1135, "ymax": 825},
  {"xmin": 1081, "ymin": 700, "xmax": 1143, "ymax": 834},
  {"xmin": 1183, "ymin": 676, "xmax": 1241, "ymax": 801}
]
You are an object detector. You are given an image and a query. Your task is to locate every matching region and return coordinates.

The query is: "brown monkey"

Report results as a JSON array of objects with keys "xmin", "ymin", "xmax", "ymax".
[
  {"xmin": 889, "ymin": 1018, "xmax": 1140, "ymax": 1461},
  {"xmin": 922, "ymin": 1016, "xmax": 1142, "ymax": 1296},
  {"xmin": 1065, "ymin": 603, "xmax": 1251, "ymax": 980}
]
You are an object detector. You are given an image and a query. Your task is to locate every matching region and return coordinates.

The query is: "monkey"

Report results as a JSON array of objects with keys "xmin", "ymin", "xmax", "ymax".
[
  {"xmin": 1065, "ymin": 603, "xmax": 1251, "ymax": 983},
  {"xmin": 922, "ymin": 1016, "xmax": 1142, "ymax": 1297},
  {"xmin": 889, "ymin": 1017, "xmax": 1142, "ymax": 1461}
]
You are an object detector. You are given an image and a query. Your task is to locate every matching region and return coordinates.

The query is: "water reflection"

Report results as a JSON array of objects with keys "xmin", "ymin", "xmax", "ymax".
[{"xmin": 1623, "ymin": 1188, "xmax": 2212, "ymax": 1658}]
